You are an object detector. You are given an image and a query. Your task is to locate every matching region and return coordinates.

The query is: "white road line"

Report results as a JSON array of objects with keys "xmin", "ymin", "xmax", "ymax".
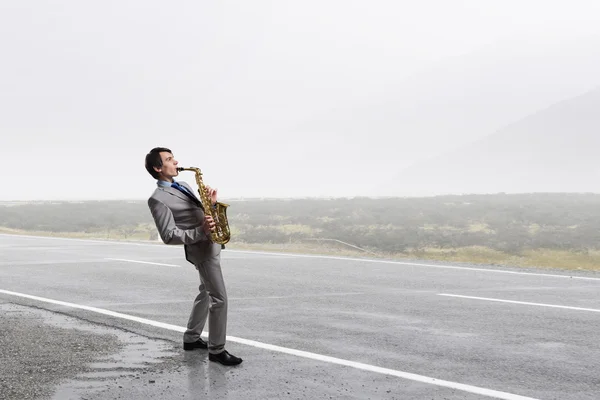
[
  {"xmin": 439, "ymin": 294, "xmax": 600, "ymax": 313},
  {"xmin": 230, "ymin": 292, "xmax": 364, "ymax": 300},
  {"xmin": 105, "ymin": 258, "xmax": 181, "ymax": 268},
  {"xmin": 0, "ymin": 259, "xmax": 106, "ymax": 267},
  {"xmin": 89, "ymin": 300, "xmax": 191, "ymax": 307},
  {"xmin": 0, "ymin": 289, "xmax": 539, "ymax": 400},
  {"xmin": 0, "ymin": 246, "xmax": 70, "ymax": 250},
  {"xmin": 3, "ymin": 233, "xmax": 599, "ymax": 282},
  {"xmin": 234, "ymin": 250, "xmax": 600, "ymax": 281},
  {"xmin": 0, "ymin": 233, "xmax": 161, "ymax": 247}
]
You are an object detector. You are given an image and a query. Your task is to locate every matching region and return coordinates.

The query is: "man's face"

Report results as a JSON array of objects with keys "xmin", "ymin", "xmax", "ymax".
[{"xmin": 155, "ymin": 152, "xmax": 179, "ymax": 181}]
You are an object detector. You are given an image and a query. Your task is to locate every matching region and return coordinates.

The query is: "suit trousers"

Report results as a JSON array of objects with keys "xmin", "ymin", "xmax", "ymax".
[{"xmin": 183, "ymin": 254, "xmax": 228, "ymax": 354}]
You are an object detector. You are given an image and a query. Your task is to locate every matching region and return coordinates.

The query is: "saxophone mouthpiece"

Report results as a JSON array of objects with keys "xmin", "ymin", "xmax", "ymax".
[{"xmin": 176, "ymin": 167, "xmax": 201, "ymax": 174}]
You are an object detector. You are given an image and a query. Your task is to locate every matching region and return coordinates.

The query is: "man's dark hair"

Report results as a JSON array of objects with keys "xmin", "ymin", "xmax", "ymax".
[{"xmin": 145, "ymin": 147, "xmax": 172, "ymax": 179}]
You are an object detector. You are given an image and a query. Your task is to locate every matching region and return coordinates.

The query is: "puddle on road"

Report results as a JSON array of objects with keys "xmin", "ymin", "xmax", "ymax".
[
  {"xmin": 0, "ymin": 303, "xmax": 179, "ymax": 400},
  {"xmin": 48, "ymin": 316, "xmax": 179, "ymax": 400}
]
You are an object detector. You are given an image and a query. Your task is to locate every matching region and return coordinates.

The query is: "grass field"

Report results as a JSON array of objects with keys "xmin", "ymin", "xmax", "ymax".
[{"xmin": 2, "ymin": 226, "xmax": 598, "ymax": 272}]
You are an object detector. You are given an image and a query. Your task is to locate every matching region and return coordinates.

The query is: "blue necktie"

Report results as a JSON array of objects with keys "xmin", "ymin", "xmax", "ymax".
[{"xmin": 171, "ymin": 182, "xmax": 203, "ymax": 208}]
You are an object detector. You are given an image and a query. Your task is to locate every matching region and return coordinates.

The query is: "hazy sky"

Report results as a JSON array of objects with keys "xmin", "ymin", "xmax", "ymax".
[{"xmin": 2, "ymin": 1, "xmax": 600, "ymax": 200}]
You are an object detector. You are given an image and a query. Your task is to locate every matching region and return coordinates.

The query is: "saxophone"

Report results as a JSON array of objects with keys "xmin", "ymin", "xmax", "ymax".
[{"xmin": 176, "ymin": 167, "xmax": 231, "ymax": 245}]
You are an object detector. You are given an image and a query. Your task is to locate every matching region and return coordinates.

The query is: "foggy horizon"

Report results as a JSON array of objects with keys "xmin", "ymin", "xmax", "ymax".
[{"xmin": 3, "ymin": 1, "xmax": 600, "ymax": 201}]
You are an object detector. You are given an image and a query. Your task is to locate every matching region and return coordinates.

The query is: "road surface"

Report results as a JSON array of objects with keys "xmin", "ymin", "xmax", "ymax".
[{"xmin": 1, "ymin": 233, "xmax": 599, "ymax": 399}]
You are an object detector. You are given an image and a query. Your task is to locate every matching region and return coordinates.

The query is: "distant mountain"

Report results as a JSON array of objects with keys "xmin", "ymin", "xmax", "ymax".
[
  {"xmin": 291, "ymin": 34, "xmax": 600, "ymax": 166},
  {"xmin": 381, "ymin": 87, "xmax": 600, "ymax": 196}
]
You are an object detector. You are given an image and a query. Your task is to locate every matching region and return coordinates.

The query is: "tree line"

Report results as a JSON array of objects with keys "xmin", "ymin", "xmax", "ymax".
[{"xmin": 1, "ymin": 193, "xmax": 599, "ymax": 254}]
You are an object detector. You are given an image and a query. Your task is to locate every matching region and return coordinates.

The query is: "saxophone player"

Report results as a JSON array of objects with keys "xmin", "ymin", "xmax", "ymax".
[{"xmin": 144, "ymin": 147, "xmax": 242, "ymax": 366}]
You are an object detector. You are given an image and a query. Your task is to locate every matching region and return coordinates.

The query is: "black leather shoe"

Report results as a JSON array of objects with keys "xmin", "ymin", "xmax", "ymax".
[
  {"xmin": 183, "ymin": 338, "xmax": 208, "ymax": 351},
  {"xmin": 209, "ymin": 350, "xmax": 243, "ymax": 366}
]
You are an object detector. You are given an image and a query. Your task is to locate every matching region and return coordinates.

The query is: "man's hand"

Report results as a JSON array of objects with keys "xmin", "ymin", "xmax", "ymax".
[
  {"xmin": 205, "ymin": 185, "xmax": 218, "ymax": 206},
  {"xmin": 203, "ymin": 215, "xmax": 216, "ymax": 235}
]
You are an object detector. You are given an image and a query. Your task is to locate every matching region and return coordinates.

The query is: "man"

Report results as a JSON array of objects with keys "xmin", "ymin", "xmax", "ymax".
[{"xmin": 144, "ymin": 147, "xmax": 242, "ymax": 366}]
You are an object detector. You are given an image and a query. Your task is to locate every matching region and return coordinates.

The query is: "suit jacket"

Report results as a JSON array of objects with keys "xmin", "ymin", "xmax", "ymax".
[{"xmin": 148, "ymin": 181, "xmax": 221, "ymax": 265}]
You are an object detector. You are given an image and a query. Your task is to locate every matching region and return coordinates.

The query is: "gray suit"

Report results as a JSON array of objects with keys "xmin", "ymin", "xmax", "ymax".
[{"xmin": 148, "ymin": 181, "xmax": 227, "ymax": 354}]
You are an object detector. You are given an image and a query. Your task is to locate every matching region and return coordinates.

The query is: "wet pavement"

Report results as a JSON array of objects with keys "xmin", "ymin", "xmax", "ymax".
[
  {"xmin": 2, "ymin": 234, "xmax": 600, "ymax": 399},
  {"xmin": 0, "ymin": 303, "xmax": 445, "ymax": 400},
  {"xmin": 0, "ymin": 303, "xmax": 178, "ymax": 400}
]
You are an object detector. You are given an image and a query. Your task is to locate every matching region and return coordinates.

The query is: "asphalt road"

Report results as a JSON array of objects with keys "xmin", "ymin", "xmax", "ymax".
[{"xmin": 1, "ymin": 233, "xmax": 599, "ymax": 400}]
